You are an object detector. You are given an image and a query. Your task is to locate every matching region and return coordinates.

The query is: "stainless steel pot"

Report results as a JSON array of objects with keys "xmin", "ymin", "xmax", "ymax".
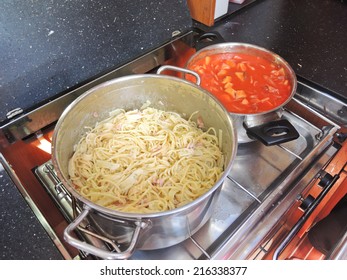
[
  {"xmin": 51, "ymin": 66, "xmax": 237, "ymax": 259},
  {"xmin": 186, "ymin": 42, "xmax": 299, "ymax": 145}
]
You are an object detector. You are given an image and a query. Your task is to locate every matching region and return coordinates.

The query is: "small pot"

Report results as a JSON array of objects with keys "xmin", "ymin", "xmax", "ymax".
[
  {"xmin": 186, "ymin": 42, "xmax": 299, "ymax": 146},
  {"xmin": 51, "ymin": 66, "xmax": 237, "ymax": 259}
]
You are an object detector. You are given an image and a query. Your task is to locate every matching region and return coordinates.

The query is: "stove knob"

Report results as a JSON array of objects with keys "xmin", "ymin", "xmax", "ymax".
[
  {"xmin": 299, "ymin": 194, "xmax": 315, "ymax": 211},
  {"xmin": 318, "ymin": 173, "xmax": 334, "ymax": 189},
  {"xmin": 336, "ymin": 132, "xmax": 347, "ymax": 143}
]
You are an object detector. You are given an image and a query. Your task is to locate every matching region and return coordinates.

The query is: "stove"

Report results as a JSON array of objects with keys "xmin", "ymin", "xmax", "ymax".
[{"xmin": 1, "ymin": 30, "xmax": 347, "ymax": 260}]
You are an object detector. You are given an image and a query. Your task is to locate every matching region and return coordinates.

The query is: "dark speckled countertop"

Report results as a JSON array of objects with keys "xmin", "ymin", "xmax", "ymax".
[
  {"xmin": 0, "ymin": 158, "xmax": 63, "ymax": 259},
  {"xmin": 0, "ymin": 0, "xmax": 192, "ymax": 123}
]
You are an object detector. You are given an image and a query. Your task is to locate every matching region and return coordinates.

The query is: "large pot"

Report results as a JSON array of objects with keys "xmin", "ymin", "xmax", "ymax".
[
  {"xmin": 51, "ymin": 66, "xmax": 237, "ymax": 259},
  {"xmin": 186, "ymin": 42, "xmax": 299, "ymax": 146}
]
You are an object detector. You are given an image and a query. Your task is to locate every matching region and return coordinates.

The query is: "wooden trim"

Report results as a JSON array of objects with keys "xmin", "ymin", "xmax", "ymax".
[{"xmin": 187, "ymin": 0, "xmax": 216, "ymax": 26}]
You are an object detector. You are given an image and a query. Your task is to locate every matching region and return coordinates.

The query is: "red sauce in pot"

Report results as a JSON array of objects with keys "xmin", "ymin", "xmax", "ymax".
[{"xmin": 187, "ymin": 53, "xmax": 293, "ymax": 114}]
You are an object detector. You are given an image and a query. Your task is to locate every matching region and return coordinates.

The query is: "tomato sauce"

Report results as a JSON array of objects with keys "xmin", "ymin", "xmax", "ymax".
[{"xmin": 187, "ymin": 53, "xmax": 292, "ymax": 114}]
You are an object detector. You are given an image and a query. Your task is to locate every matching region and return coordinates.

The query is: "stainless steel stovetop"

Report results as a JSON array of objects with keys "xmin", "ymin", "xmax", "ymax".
[{"xmin": 34, "ymin": 91, "xmax": 342, "ymax": 259}]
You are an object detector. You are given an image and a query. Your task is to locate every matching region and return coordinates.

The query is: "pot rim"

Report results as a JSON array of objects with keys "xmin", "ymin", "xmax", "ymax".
[
  {"xmin": 51, "ymin": 73, "xmax": 238, "ymax": 219},
  {"xmin": 186, "ymin": 42, "xmax": 298, "ymax": 116}
]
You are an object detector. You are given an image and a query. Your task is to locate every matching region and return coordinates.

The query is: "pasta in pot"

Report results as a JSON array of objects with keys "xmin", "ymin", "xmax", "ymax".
[{"xmin": 68, "ymin": 107, "xmax": 224, "ymax": 214}]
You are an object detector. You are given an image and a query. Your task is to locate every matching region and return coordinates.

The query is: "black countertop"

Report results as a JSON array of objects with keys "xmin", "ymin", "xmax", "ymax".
[
  {"xmin": 0, "ymin": 158, "xmax": 63, "ymax": 260},
  {"xmin": 0, "ymin": 0, "xmax": 192, "ymax": 124},
  {"xmin": 0, "ymin": 0, "xmax": 346, "ymax": 260},
  {"xmin": 206, "ymin": 0, "xmax": 347, "ymax": 101}
]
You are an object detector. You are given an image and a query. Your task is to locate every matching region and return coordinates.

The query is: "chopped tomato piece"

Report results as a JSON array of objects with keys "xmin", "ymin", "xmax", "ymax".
[
  {"xmin": 224, "ymin": 82, "xmax": 233, "ymax": 89},
  {"xmin": 238, "ymin": 62, "xmax": 247, "ymax": 71},
  {"xmin": 241, "ymin": 99, "xmax": 249, "ymax": 105},
  {"xmin": 227, "ymin": 60, "xmax": 236, "ymax": 68},
  {"xmin": 205, "ymin": 56, "xmax": 211, "ymax": 65},
  {"xmin": 235, "ymin": 90, "xmax": 246, "ymax": 99},
  {"xmin": 217, "ymin": 69, "xmax": 227, "ymax": 76},
  {"xmin": 235, "ymin": 72, "xmax": 245, "ymax": 81},
  {"xmin": 221, "ymin": 63, "xmax": 231, "ymax": 70},
  {"xmin": 222, "ymin": 76, "xmax": 232, "ymax": 84},
  {"xmin": 225, "ymin": 87, "xmax": 236, "ymax": 97}
]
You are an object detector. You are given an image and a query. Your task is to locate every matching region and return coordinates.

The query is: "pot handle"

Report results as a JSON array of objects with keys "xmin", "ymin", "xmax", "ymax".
[
  {"xmin": 157, "ymin": 65, "xmax": 201, "ymax": 85},
  {"xmin": 64, "ymin": 206, "xmax": 147, "ymax": 260},
  {"xmin": 246, "ymin": 119, "xmax": 300, "ymax": 146}
]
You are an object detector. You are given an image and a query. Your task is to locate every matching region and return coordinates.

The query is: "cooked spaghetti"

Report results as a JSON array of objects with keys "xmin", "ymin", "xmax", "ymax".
[{"xmin": 68, "ymin": 107, "xmax": 224, "ymax": 213}]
